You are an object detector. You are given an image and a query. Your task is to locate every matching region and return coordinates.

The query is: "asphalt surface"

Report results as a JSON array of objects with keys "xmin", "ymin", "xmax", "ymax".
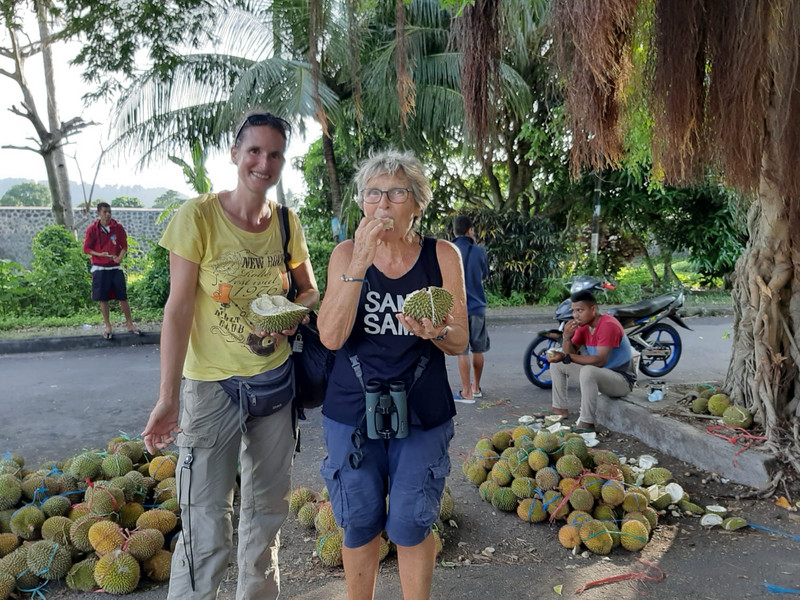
[{"xmin": 2, "ymin": 312, "xmax": 799, "ymax": 599}]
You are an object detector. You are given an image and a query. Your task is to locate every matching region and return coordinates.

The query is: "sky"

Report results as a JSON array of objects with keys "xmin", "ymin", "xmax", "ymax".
[{"xmin": 0, "ymin": 38, "xmax": 316, "ymax": 200}]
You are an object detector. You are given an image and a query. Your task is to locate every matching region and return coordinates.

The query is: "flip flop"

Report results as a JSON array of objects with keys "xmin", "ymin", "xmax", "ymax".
[
  {"xmin": 128, "ymin": 328, "xmax": 143, "ymax": 336},
  {"xmin": 473, "ymin": 389, "xmax": 483, "ymax": 399},
  {"xmin": 102, "ymin": 331, "xmax": 113, "ymax": 340},
  {"xmin": 453, "ymin": 391, "xmax": 476, "ymax": 405}
]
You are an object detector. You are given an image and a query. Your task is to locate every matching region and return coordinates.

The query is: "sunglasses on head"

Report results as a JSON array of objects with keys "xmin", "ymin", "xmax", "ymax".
[{"xmin": 234, "ymin": 113, "xmax": 291, "ymax": 145}]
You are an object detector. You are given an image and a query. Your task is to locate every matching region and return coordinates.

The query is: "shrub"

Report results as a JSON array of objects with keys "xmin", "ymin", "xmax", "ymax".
[
  {"xmin": 26, "ymin": 225, "xmax": 92, "ymax": 317},
  {"xmin": 133, "ymin": 245, "xmax": 170, "ymax": 309},
  {"xmin": 0, "ymin": 259, "xmax": 29, "ymax": 316},
  {"xmin": 307, "ymin": 240, "xmax": 336, "ymax": 300}
]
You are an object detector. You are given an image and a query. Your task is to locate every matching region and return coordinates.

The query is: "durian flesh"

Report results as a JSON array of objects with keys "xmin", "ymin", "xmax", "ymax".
[{"xmin": 250, "ymin": 294, "xmax": 309, "ymax": 333}]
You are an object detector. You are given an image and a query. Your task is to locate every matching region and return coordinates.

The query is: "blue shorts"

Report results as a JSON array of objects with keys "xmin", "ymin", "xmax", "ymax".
[{"xmin": 320, "ymin": 415, "xmax": 454, "ymax": 548}]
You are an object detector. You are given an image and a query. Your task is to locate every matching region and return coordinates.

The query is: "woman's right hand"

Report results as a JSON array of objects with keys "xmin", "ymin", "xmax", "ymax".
[
  {"xmin": 350, "ymin": 217, "xmax": 387, "ymax": 272},
  {"xmin": 142, "ymin": 399, "xmax": 182, "ymax": 454}
]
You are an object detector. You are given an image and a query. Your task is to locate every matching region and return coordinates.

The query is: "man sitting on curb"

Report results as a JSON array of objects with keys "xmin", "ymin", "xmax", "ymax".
[{"xmin": 546, "ymin": 290, "xmax": 636, "ymax": 431}]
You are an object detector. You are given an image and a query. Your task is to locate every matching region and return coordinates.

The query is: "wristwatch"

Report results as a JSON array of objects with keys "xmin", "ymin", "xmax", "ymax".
[{"xmin": 562, "ymin": 353, "xmax": 571, "ymax": 365}]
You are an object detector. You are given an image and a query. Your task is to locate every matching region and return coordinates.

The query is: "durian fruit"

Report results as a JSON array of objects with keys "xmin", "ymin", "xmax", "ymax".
[
  {"xmin": 579, "ymin": 520, "xmax": 613, "ymax": 555},
  {"xmin": 569, "ymin": 488, "xmax": 595, "ymax": 513},
  {"xmin": 401, "ymin": 287, "xmax": 453, "ymax": 326},
  {"xmin": 623, "ymin": 513, "xmax": 652, "ymax": 536},
  {"xmin": 119, "ymin": 503, "xmax": 145, "ymax": 530},
  {"xmin": 378, "ymin": 537, "xmax": 391, "ymax": 562},
  {"xmin": 691, "ymin": 397, "xmax": 710, "ymax": 414},
  {"xmin": 543, "ymin": 490, "xmax": 569, "ymax": 520},
  {"xmin": 154, "ymin": 478, "xmax": 177, "ymax": 503},
  {"xmin": 0, "ymin": 475, "xmax": 21, "ymax": 510},
  {"xmin": 0, "ymin": 533, "xmax": 19, "ymax": 558},
  {"xmin": 474, "ymin": 438, "xmax": 493, "ymax": 452},
  {"xmin": 102, "ymin": 454, "xmax": 133, "ymax": 479},
  {"xmin": 491, "ymin": 487, "xmax": 518, "ymax": 512},
  {"xmin": 535, "ymin": 467, "xmax": 560, "ymax": 491},
  {"xmin": 94, "ymin": 549, "xmax": 140, "ymax": 594},
  {"xmin": 9, "ymin": 504, "xmax": 45, "ymax": 540},
  {"xmin": 594, "ymin": 463, "xmax": 624, "ymax": 482},
  {"xmin": 148, "ymin": 456, "xmax": 177, "ymax": 482},
  {"xmin": 69, "ymin": 515, "xmax": 107, "ymax": 552},
  {"xmin": 489, "ymin": 461, "xmax": 510, "ymax": 487},
  {"xmin": 0, "ymin": 509, "xmax": 14, "ymax": 534},
  {"xmin": 143, "ymin": 549, "xmax": 172, "ymax": 581},
  {"xmin": 559, "ymin": 478, "xmax": 580, "ymax": 497},
  {"xmin": 20, "ymin": 474, "xmax": 58, "ymax": 502},
  {"xmin": 508, "ymin": 455, "xmax": 532, "ymax": 479},
  {"xmin": 26, "ymin": 539, "xmax": 72, "ymax": 580},
  {"xmin": 479, "ymin": 481, "xmax": 499, "ymax": 502},
  {"xmin": 125, "ymin": 528, "xmax": 164, "ymax": 562},
  {"xmin": 620, "ymin": 519, "xmax": 649, "ymax": 551},
  {"xmin": 512, "ymin": 425, "xmax": 535, "ymax": 442},
  {"xmin": 590, "ymin": 449, "xmax": 620, "ymax": 467},
  {"xmin": 432, "ymin": 529, "xmax": 443, "ymax": 555},
  {"xmin": 558, "ymin": 524, "xmax": 582, "ymax": 549},
  {"xmin": 466, "ymin": 463, "xmax": 488, "ymax": 486},
  {"xmin": 88, "ymin": 520, "xmax": 126, "ymax": 555},
  {"xmin": 290, "ymin": 488, "xmax": 316, "ymax": 515},
  {"xmin": 722, "ymin": 517, "xmax": 747, "ymax": 531},
  {"xmin": 593, "ymin": 504, "xmax": 618, "ymax": 522},
  {"xmin": 250, "ymin": 294, "xmax": 310, "ymax": 333},
  {"xmin": 621, "ymin": 491, "xmax": 649, "ymax": 513},
  {"xmin": 600, "ymin": 481, "xmax": 625, "ymax": 507},
  {"xmin": 41, "ymin": 495, "xmax": 71, "ymax": 518},
  {"xmin": 700, "ymin": 389, "xmax": 715, "ymax": 399},
  {"xmin": 677, "ymin": 499, "xmax": 705, "ymax": 515},
  {"xmin": 85, "ymin": 485, "xmax": 125, "ymax": 517},
  {"xmin": 439, "ymin": 492, "xmax": 454, "ymax": 521},
  {"xmin": 555, "ymin": 455, "xmax": 583, "ymax": 479},
  {"xmin": 647, "ymin": 485, "xmax": 673, "ymax": 510},
  {"xmin": 708, "ymin": 393, "xmax": 732, "ymax": 416},
  {"xmin": 722, "ymin": 406, "xmax": 753, "ymax": 429},
  {"xmin": 510, "ymin": 477, "xmax": 537, "ymax": 499},
  {"xmin": 642, "ymin": 467, "xmax": 673, "ymax": 486},
  {"xmin": 67, "ymin": 503, "xmax": 90, "ymax": 521},
  {"xmin": 620, "ymin": 464, "xmax": 637, "ymax": 485},
  {"xmin": 533, "ymin": 431, "xmax": 559, "ymax": 453},
  {"xmin": 110, "ymin": 477, "xmax": 138, "ymax": 503},
  {"xmin": 297, "ymin": 502, "xmax": 319, "ymax": 528},
  {"xmin": 41, "ymin": 516, "xmax": 73, "ymax": 544},
  {"xmin": 567, "ymin": 511, "xmax": 593, "ymax": 527},
  {"xmin": 316, "ymin": 529, "xmax": 344, "ymax": 567},
  {"xmin": 517, "ymin": 498, "xmax": 547, "ymax": 523},
  {"xmin": 314, "ymin": 502, "xmax": 338, "ymax": 534},
  {"xmin": 562, "ymin": 438, "xmax": 590, "ymax": 463},
  {"xmin": 116, "ymin": 442, "xmax": 144, "ymax": 464},
  {"xmin": 527, "ymin": 449, "xmax": 549, "ymax": 472},
  {"xmin": 580, "ymin": 475, "xmax": 603, "ymax": 499},
  {"xmin": 0, "ymin": 572, "xmax": 14, "ymax": 599},
  {"xmin": 601, "ymin": 520, "xmax": 622, "ymax": 548},
  {"xmin": 69, "ymin": 453, "xmax": 102, "ymax": 481},
  {"xmin": 475, "ymin": 449, "xmax": 500, "ymax": 470},
  {"xmin": 0, "ymin": 546, "xmax": 39, "ymax": 590},
  {"xmin": 491, "ymin": 431, "xmax": 513, "ymax": 452},
  {"xmin": 136, "ymin": 509, "xmax": 178, "ymax": 534},
  {"xmin": 66, "ymin": 556, "xmax": 99, "ymax": 591}
]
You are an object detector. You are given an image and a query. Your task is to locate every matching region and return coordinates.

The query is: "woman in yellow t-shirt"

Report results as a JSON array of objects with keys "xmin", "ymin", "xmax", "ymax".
[{"xmin": 142, "ymin": 112, "xmax": 319, "ymax": 600}]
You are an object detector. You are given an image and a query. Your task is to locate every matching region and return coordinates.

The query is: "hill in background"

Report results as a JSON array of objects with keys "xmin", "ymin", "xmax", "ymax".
[{"xmin": 0, "ymin": 178, "xmax": 186, "ymax": 208}]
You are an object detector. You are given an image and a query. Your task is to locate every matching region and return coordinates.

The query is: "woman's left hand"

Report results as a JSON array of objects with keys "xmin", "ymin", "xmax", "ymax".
[
  {"xmin": 396, "ymin": 312, "xmax": 452, "ymax": 340},
  {"xmin": 255, "ymin": 314, "xmax": 309, "ymax": 341}
]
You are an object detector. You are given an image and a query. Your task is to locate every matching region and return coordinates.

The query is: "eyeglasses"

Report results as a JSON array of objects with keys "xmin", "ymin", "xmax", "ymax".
[
  {"xmin": 362, "ymin": 188, "xmax": 413, "ymax": 204},
  {"xmin": 234, "ymin": 113, "xmax": 291, "ymax": 145}
]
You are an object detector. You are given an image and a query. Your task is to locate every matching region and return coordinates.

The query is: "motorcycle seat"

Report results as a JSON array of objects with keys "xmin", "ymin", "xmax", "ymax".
[{"xmin": 608, "ymin": 294, "xmax": 676, "ymax": 319}]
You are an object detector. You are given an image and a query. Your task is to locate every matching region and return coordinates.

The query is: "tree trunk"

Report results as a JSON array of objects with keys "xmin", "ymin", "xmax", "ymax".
[
  {"xmin": 36, "ymin": 0, "xmax": 74, "ymax": 231},
  {"xmin": 726, "ymin": 146, "xmax": 800, "ymax": 472},
  {"xmin": 662, "ymin": 251, "xmax": 679, "ymax": 288},
  {"xmin": 321, "ymin": 130, "xmax": 343, "ymax": 220}
]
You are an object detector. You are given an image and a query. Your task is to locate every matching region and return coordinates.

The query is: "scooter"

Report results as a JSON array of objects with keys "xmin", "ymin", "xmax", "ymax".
[{"xmin": 523, "ymin": 275, "xmax": 692, "ymax": 389}]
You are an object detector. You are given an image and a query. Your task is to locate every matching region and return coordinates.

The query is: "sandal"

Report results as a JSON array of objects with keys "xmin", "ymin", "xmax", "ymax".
[
  {"xmin": 453, "ymin": 391, "xmax": 476, "ymax": 405},
  {"xmin": 128, "ymin": 328, "xmax": 143, "ymax": 336},
  {"xmin": 472, "ymin": 389, "xmax": 483, "ymax": 399},
  {"xmin": 102, "ymin": 331, "xmax": 113, "ymax": 340}
]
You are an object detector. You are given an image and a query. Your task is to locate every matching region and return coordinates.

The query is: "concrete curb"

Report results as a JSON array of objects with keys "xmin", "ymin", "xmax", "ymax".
[
  {"xmin": 596, "ymin": 390, "xmax": 775, "ymax": 488},
  {"xmin": 0, "ymin": 331, "xmax": 159, "ymax": 355}
]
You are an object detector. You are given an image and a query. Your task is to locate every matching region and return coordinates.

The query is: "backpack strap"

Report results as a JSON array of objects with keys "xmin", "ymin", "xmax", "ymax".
[{"xmin": 276, "ymin": 204, "xmax": 297, "ymax": 301}]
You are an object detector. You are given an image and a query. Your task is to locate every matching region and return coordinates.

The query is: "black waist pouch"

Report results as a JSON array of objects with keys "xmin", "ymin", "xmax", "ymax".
[{"xmin": 218, "ymin": 358, "xmax": 295, "ymax": 418}]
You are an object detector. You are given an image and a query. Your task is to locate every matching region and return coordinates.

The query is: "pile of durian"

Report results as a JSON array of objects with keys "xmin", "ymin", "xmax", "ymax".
[
  {"xmin": 0, "ymin": 438, "xmax": 179, "ymax": 598},
  {"xmin": 461, "ymin": 424, "xmax": 745, "ymax": 556},
  {"xmin": 689, "ymin": 385, "xmax": 753, "ymax": 428},
  {"xmin": 290, "ymin": 483, "xmax": 455, "ymax": 568}
]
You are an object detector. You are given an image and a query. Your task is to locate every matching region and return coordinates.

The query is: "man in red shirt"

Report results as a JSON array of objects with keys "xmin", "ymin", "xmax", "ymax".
[
  {"xmin": 547, "ymin": 290, "xmax": 635, "ymax": 430},
  {"xmin": 83, "ymin": 202, "xmax": 140, "ymax": 339}
]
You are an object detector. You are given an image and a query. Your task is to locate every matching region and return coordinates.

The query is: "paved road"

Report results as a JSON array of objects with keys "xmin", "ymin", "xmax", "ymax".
[{"xmin": 4, "ymin": 316, "xmax": 799, "ymax": 599}]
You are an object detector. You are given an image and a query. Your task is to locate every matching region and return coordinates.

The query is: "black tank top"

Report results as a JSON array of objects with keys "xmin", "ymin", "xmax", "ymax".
[{"xmin": 322, "ymin": 236, "xmax": 456, "ymax": 429}]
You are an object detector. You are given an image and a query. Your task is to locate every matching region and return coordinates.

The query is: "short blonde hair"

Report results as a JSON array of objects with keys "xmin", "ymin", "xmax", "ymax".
[{"xmin": 354, "ymin": 149, "xmax": 432, "ymax": 229}]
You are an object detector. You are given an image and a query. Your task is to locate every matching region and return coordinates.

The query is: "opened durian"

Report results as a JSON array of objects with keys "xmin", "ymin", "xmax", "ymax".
[
  {"xmin": 250, "ymin": 294, "xmax": 309, "ymax": 333},
  {"xmin": 402, "ymin": 287, "xmax": 453, "ymax": 325}
]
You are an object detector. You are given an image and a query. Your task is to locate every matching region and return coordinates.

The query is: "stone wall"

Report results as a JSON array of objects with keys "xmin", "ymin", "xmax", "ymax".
[{"xmin": 0, "ymin": 207, "xmax": 167, "ymax": 268}]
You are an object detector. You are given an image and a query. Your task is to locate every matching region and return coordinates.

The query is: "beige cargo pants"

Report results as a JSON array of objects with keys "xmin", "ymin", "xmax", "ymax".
[
  {"xmin": 168, "ymin": 378, "xmax": 295, "ymax": 600},
  {"xmin": 551, "ymin": 362, "xmax": 631, "ymax": 425}
]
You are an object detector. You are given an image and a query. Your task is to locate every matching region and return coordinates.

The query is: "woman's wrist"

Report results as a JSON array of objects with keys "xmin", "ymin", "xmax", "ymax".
[{"xmin": 432, "ymin": 326, "xmax": 449, "ymax": 341}]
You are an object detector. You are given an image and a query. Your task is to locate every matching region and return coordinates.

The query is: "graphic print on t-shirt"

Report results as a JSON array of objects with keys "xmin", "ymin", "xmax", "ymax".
[
  {"xmin": 362, "ymin": 290, "xmax": 414, "ymax": 336},
  {"xmin": 208, "ymin": 248, "xmax": 287, "ymax": 355}
]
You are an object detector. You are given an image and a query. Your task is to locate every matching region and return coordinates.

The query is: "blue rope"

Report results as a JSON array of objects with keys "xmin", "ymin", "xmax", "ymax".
[
  {"xmin": 764, "ymin": 584, "xmax": 800, "ymax": 594},
  {"xmin": 748, "ymin": 523, "xmax": 800, "ymax": 542}
]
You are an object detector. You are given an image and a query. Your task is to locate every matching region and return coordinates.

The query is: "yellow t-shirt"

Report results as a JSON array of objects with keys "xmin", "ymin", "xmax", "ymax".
[{"xmin": 159, "ymin": 193, "xmax": 310, "ymax": 380}]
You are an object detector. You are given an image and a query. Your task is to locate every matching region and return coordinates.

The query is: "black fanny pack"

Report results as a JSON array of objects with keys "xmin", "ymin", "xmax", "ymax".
[{"xmin": 218, "ymin": 358, "xmax": 295, "ymax": 418}]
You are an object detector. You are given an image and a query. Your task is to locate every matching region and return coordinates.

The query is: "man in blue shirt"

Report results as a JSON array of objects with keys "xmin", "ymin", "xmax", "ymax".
[{"xmin": 452, "ymin": 216, "xmax": 490, "ymax": 403}]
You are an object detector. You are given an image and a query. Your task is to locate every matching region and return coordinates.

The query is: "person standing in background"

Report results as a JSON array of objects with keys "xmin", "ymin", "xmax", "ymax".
[
  {"xmin": 83, "ymin": 202, "xmax": 140, "ymax": 339},
  {"xmin": 452, "ymin": 215, "xmax": 490, "ymax": 404}
]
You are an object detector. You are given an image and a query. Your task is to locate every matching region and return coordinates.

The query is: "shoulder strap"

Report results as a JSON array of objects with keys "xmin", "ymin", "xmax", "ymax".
[{"xmin": 276, "ymin": 205, "xmax": 296, "ymax": 300}]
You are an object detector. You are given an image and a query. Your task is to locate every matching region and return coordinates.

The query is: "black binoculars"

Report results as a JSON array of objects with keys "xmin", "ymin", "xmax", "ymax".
[{"xmin": 365, "ymin": 380, "xmax": 409, "ymax": 440}]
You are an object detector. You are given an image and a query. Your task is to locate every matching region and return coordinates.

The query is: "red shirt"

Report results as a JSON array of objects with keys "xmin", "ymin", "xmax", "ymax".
[
  {"xmin": 84, "ymin": 219, "xmax": 127, "ymax": 267},
  {"xmin": 572, "ymin": 313, "xmax": 624, "ymax": 349}
]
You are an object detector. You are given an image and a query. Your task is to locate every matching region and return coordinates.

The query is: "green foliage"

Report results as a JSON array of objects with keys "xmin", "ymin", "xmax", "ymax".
[
  {"xmin": 485, "ymin": 290, "xmax": 528, "ymax": 307},
  {"xmin": 110, "ymin": 196, "xmax": 144, "ymax": 208},
  {"xmin": 131, "ymin": 245, "xmax": 170, "ymax": 309},
  {"xmin": 168, "ymin": 140, "xmax": 211, "ymax": 194},
  {"xmin": 0, "ymin": 259, "xmax": 28, "ymax": 316},
  {"xmin": 466, "ymin": 211, "xmax": 565, "ymax": 298},
  {"xmin": 27, "ymin": 225, "xmax": 92, "ymax": 317},
  {"xmin": 153, "ymin": 190, "xmax": 186, "ymax": 209},
  {"xmin": 0, "ymin": 182, "xmax": 51, "ymax": 206},
  {"xmin": 306, "ymin": 239, "xmax": 337, "ymax": 299}
]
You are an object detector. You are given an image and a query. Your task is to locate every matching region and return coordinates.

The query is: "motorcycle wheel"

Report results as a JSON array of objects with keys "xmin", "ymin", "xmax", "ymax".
[
  {"xmin": 636, "ymin": 323, "xmax": 682, "ymax": 377},
  {"xmin": 523, "ymin": 335, "xmax": 556, "ymax": 389}
]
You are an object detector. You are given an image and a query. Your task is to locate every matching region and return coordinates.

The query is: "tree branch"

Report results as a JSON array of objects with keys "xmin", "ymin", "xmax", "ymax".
[{"xmin": 2, "ymin": 143, "xmax": 43, "ymax": 154}]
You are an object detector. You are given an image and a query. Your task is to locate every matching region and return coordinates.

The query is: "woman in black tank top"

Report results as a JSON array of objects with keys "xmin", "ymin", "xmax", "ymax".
[{"xmin": 318, "ymin": 150, "xmax": 469, "ymax": 600}]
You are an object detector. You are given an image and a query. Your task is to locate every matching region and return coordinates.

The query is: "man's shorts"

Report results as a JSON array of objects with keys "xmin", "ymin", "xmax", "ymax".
[
  {"xmin": 461, "ymin": 314, "xmax": 490, "ymax": 354},
  {"xmin": 91, "ymin": 269, "xmax": 128, "ymax": 301},
  {"xmin": 320, "ymin": 415, "xmax": 454, "ymax": 548}
]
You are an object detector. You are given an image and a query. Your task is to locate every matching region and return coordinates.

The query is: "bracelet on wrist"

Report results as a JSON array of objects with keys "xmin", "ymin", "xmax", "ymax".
[{"xmin": 433, "ymin": 326, "xmax": 449, "ymax": 341}]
